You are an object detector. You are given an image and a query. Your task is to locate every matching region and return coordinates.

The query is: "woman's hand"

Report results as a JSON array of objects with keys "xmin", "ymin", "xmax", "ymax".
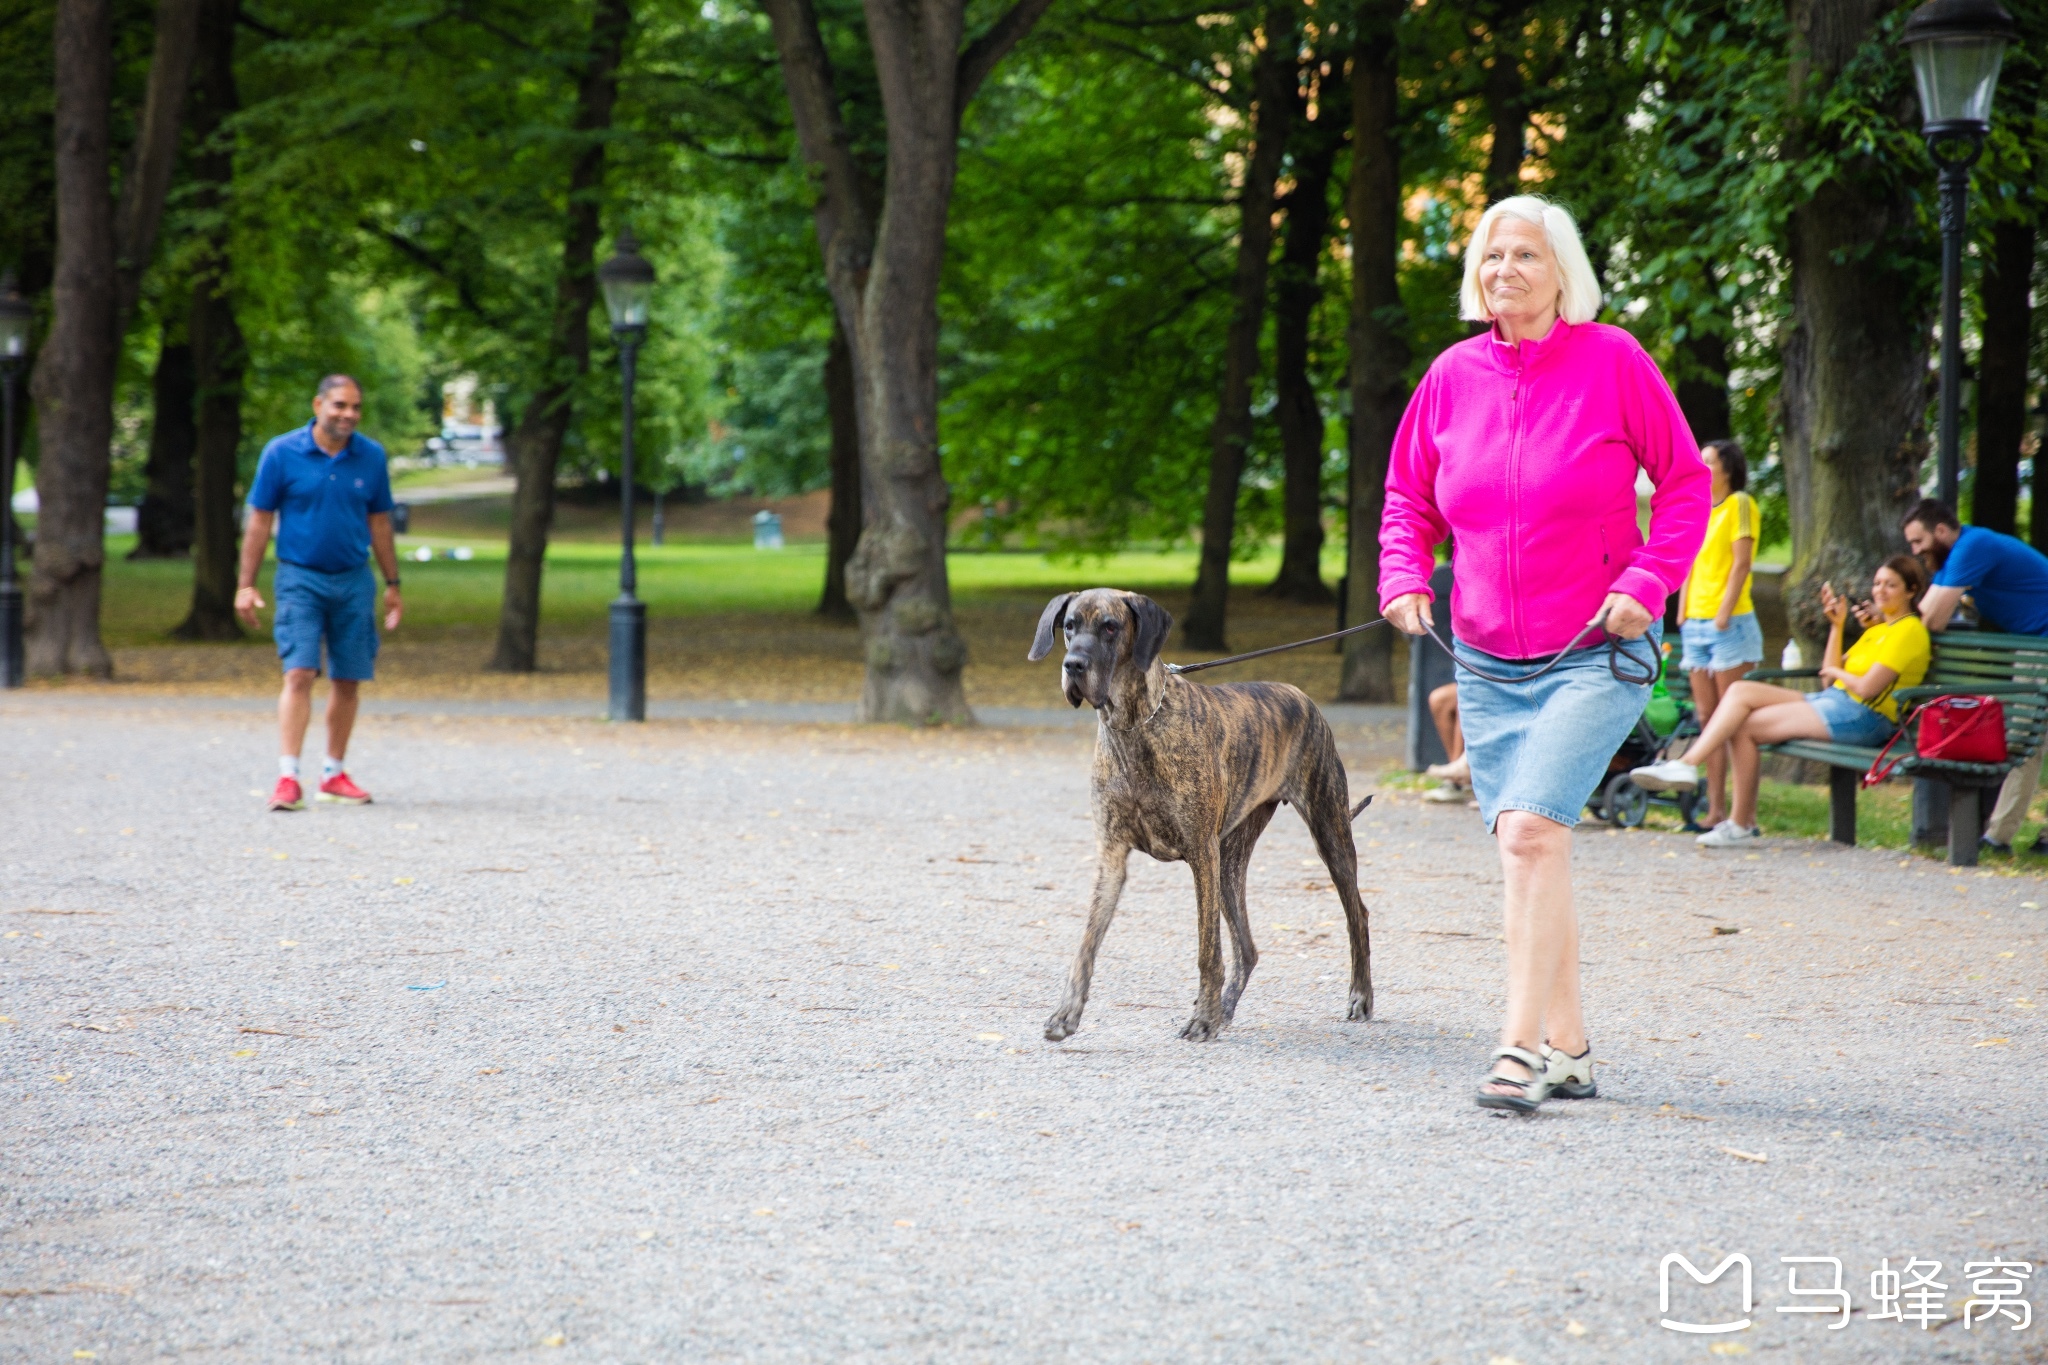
[
  {"xmin": 1713, "ymin": 609, "xmax": 1733, "ymax": 632},
  {"xmin": 1820, "ymin": 581, "xmax": 1848, "ymax": 629},
  {"xmin": 1385, "ymin": 593, "xmax": 1432, "ymax": 636},
  {"xmin": 1597, "ymin": 592, "xmax": 1655, "ymax": 640},
  {"xmin": 1817, "ymin": 665, "xmax": 1846, "ymax": 685}
]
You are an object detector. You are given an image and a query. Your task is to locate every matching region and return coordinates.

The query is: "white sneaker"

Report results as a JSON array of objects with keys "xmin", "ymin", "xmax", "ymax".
[
  {"xmin": 1422, "ymin": 782, "xmax": 1467, "ymax": 804},
  {"xmin": 1629, "ymin": 758, "xmax": 1699, "ymax": 792},
  {"xmin": 1425, "ymin": 754, "xmax": 1471, "ymax": 783},
  {"xmin": 1696, "ymin": 821, "xmax": 1761, "ymax": 847}
]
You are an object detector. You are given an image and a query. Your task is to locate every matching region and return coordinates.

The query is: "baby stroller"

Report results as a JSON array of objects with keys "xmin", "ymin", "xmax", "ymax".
[{"xmin": 1584, "ymin": 641, "xmax": 1708, "ymax": 829}]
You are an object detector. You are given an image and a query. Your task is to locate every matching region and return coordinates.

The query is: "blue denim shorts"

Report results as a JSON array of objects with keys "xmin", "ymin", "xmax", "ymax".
[
  {"xmin": 1454, "ymin": 624, "xmax": 1662, "ymax": 831},
  {"xmin": 273, "ymin": 561, "xmax": 379, "ymax": 681},
  {"xmin": 1805, "ymin": 685, "xmax": 1896, "ymax": 747},
  {"xmin": 1679, "ymin": 612, "xmax": 1765, "ymax": 672}
]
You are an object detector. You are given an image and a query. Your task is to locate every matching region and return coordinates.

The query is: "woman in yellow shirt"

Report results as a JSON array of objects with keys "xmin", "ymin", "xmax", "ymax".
[
  {"xmin": 1631, "ymin": 555, "xmax": 1932, "ymax": 847},
  {"xmin": 1677, "ymin": 440, "xmax": 1763, "ymax": 834}
]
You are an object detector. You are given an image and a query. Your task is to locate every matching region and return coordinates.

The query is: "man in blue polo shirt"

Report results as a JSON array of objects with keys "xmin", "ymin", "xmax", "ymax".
[
  {"xmin": 1901, "ymin": 498, "xmax": 2048, "ymax": 855},
  {"xmin": 235, "ymin": 374, "xmax": 404, "ymax": 811}
]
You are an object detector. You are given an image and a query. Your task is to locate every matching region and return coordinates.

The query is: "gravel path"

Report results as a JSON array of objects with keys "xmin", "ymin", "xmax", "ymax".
[{"xmin": 2, "ymin": 694, "xmax": 2043, "ymax": 1363}]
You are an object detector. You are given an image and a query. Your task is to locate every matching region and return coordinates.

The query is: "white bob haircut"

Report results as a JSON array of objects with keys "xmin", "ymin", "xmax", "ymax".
[{"xmin": 1458, "ymin": 195, "xmax": 1603, "ymax": 326}]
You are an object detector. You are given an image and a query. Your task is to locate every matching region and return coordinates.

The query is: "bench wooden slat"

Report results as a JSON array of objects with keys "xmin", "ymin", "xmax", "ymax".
[{"xmin": 1757, "ymin": 627, "xmax": 2048, "ymax": 867}]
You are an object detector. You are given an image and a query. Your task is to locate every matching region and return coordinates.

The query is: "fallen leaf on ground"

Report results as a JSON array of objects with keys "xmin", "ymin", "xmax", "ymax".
[
  {"xmin": 231, "ymin": 1049, "xmax": 256, "ymax": 1058},
  {"xmin": 278, "ymin": 939, "xmax": 297, "ymax": 947},
  {"xmin": 1974, "ymin": 1038, "xmax": 2010, "ymax": 1047},
  {"xmin": 392, "ymin": 877, "xmax": 414, "ymax": 885},
  {"xmin": 1708, "ymin": 1344, "xmax": 1750, "ymax": 1356},
  {"xmin": 52, "ymin": 1074, "xmax": 72, "ymax": 1083},
  {"xmin": 975, "ymin": 1032, "xmax": 1002, "ymax": 1042},
  {"xmin": 1719, "ymin": 1146, "xmax": 1768, "ymax": 1163},
  {"xmin": 893, "ymin": 1219, "xmax": 914, "ymax": 1228},
  {"xmin": 1565, "ymin": 1320, "xmax": 1587, "ymax": 1337},
  {"xmin": 477, "ymin": 1068, "xmax": 502, "ymax": 1075},
  {"xmin": 540, "ymin": 1334, "xmax": 565, "ymax": 1347}
]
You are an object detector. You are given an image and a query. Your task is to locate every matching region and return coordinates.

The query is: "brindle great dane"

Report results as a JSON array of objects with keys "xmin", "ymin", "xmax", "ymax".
[{"xmin": 1031, "ymin": 589, "xmax": 1374, "ymax": 1042}]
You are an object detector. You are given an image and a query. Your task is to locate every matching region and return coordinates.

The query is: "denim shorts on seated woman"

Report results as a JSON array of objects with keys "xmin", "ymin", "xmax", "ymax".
[
  {"xmin": 1805, "ymin": 685, "xmax": 1896, "ymax": 747},
  {"xmin": 1679, "ymin": 612, "xmax": 1764, "ymax": 672},
  {"xmin": 1453, "ymin": 623, "xmax": 1661, "ymax": 832}
]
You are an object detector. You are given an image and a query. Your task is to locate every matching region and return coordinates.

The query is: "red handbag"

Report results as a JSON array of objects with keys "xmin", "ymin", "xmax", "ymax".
[{"xmin": 1863, "ymin": 694, "xmax": 2008, "ymax": 788}]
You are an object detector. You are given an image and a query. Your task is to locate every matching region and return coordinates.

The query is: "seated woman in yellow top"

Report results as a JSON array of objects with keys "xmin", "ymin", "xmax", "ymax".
[
  {"xmin": 1677, "ymin": 440, "xmax": 1763, "ymax": 834},
  {"xmin": 1631, "ymin": 555, "xmax": 1932, "ymax": 847}
]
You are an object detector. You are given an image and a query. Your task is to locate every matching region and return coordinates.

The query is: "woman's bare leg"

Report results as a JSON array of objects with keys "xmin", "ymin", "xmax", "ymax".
[
  {"xmin": 1709, "ymin": 663, "xmax": 1754, "ymax": 824},
  {"xmin": 1690, "ymin": 669, "xmax": 1726, "ymax": 823},
  {"xmin": 1482, "ymin": 810, "xmax": 1580, "ymax": 1096},
  {"xmin": 1728, "ymin": 699, "xmax": 1833, "ymax": 829},
  {"xmin": 1682, "ymin": 681, "xmax": 1811, "ymax": 762},
  {"xmin": 1429, "ymin": 683, "xmax": 1463, "ymax": 761}
]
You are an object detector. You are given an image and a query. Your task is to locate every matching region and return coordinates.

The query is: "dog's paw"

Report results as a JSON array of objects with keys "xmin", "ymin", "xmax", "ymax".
[
  {"xmin": 1178, "ymin": 1013, "xmax": 1223, "ymax": 1042},
  {"xmin": 1044, "ymin": 1005, "xmax": 1082, "ymax": 1042},
  {"xmin": 1346, "ymin": 986, "xmax": 1374, "ymax": 1022}
]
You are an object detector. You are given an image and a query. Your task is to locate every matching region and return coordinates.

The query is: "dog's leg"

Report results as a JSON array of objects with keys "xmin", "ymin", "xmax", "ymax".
[
  {"xmin": 1219, "ymin": 803, "xmax": 1276, "ymax": 1021},
  {"xmin": 1179, "ymin": 839, "xmax": 1229, "ymax": 1041},
  {"xmin": 1306, "ymin": 770, "xmax": 1374, "ymax": 1022},
  {"xmin": 1044, "ymin": 841, "xmax": 1131, "ymax": 1042}
]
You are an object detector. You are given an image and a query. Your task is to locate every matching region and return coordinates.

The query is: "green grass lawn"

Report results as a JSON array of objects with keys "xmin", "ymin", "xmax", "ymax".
[{"xmin": 97, "ymin": 534, "xmax": 1340, "ymax": 646}]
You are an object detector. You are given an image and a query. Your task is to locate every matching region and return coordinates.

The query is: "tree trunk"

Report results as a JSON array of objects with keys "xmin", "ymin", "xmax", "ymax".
[
  {"xmin": 1779, "ymin": 0, "xmax": 1931, "ymax": 646},
  {"xmin": 1481, "ymin": 8, "xmax": 1530, "ymax": 206},
  {"xmin": 173, "ymin": 0, "xmax": 243, "ymax": 642},
  {"xmin": 1340, "ymin": 3, "xmax": 1407, "ymax": 702},
  {"xmin": 27, "ymin": 0, "xmax": 119, "ymax": 677},
  {"xmin": 818, "ymin": 312, "xmax": 860, "ymax": 620},
  {"xmin": 1674, "ymin": 272, "xmax": 1732, "ymax": 445},
  {"xmin": 765, "ymin": 0, "xmax": 1052, "ymax": 722},
  {"xmin": 132, "ymin": 313, "xmax": 196, "ymax": 560},
  {"xmin": 1973, "ymin": 219, "xmax": 2033, "ymax": 536},
  {"xmin": 1265, "ymin": 62, "xmax": 1345, "ymax": 606},
  {"xmin": 1183, "ymin": 5, "xmax": 1298, "ymax": 651},
  {"xmin": 489, "ymin": 0, "xmax": 631, "ymax": 674}
]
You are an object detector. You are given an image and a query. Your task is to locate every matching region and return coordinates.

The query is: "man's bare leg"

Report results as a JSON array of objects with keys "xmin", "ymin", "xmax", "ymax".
[
  {"xmin": 325, "ymin": 679, "xmax": 361, "ymax": 765},
  {"xmin": 280, "ymin": 669, "xmax": 318, "ymax": 761}
]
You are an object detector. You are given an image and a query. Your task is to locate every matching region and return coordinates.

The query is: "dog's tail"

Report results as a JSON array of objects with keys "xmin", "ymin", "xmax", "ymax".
[{"xmin": 1350, "ymin": 794, "xmax": 1373, "ymax": 820}]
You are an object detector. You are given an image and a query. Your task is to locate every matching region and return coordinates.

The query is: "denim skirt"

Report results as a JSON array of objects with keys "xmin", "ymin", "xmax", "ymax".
[{"xmin": 1454, "ymin": 623, "xmax": 1662, "ymax": 831}]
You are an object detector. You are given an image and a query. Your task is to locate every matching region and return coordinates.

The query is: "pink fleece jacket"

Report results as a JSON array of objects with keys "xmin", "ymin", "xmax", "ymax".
[{"xmin": 1377, "ymin": 320, "xmax": 1709, "ymax": 660}]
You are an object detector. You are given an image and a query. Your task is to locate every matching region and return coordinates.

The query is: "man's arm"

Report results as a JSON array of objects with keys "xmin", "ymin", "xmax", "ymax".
[
  {"xmin": 234, "ymin": 509, "xmax": 275, "ymax": 629},
  {"xmin": 1920, "ymin": 584, "xmax": 1965, "ymax": 632},
  {"xmin": 369, "ymin": 511, "xmax": 402, "ymax": 631}
]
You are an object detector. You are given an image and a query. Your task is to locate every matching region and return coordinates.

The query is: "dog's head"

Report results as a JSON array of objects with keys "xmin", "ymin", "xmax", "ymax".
[{"xmin": 1028, "ymin": 589, "xmax": 1174, "ymax": 710}]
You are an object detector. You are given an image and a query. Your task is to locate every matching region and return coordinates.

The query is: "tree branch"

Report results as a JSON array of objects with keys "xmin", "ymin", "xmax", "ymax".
[
  {"xmin": 956, "ymin": 0, "xmax": 1057, "ymax": 115},
  {"xmin": 114, "ymin": 0, "xmax": 203, "ymax": 339},
  {"xmin": 760, "ymin": 0, "xmax": 874, "ymax": 304},
  {"xmin": 359, "ymin": 220, "xmax": 508, "ymax": 329}
]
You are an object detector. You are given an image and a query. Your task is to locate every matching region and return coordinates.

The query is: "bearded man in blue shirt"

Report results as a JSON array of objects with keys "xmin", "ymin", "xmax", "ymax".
[
  {"xmin": 234, "ymin": 375, "xmax": 404, "ymax": 811},
  {"xmin": 1900, "ymin": 498, "xmax": 2048, "ymax": 855}
]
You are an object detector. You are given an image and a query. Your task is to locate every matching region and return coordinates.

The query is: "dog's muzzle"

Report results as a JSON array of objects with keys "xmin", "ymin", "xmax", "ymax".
[{"xmin": 1062, "ymin": 648, "xmax": 1091, "ymax": 707}]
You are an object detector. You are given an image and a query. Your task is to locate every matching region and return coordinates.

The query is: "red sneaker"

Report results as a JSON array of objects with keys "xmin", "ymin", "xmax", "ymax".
[
  {"xmin": 268, "ymin": 776, "xmax": 305, "ymax": 812},
  {"xmin": 317, "ymin": 772, "xmax": 373, "ymax": 805}
]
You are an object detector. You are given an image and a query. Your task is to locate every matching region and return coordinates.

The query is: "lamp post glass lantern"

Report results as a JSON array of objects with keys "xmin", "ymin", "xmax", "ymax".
[
  {"xmin": 0, "ymin": 270, "xmax": 30, "ymax": 688},
  {"xmin": 599, "ymin": 231, "xmax": 656, "ymax": 722},
  {"xmin": 1901, "ymin": 0, "xmax": 2015, "ymax": 508}
]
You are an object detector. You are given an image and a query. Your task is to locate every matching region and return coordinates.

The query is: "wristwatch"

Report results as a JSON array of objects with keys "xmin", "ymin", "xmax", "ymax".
[{"xmin": 385, "ymin": 577, "xmax": 401, "ymax": 588}]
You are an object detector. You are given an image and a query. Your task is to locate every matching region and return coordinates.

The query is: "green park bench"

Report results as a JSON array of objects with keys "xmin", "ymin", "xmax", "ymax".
[{"xmin": 1749, "ymin": 631, "xmax": 2048, "ymax": 867}]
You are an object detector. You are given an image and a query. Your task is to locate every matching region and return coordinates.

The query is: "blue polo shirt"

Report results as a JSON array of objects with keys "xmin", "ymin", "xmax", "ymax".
[
  {"xmin": 246, "ymin": 424, "xmax": 395, "ymax": 574},
  {"xmin": 1932, "ymin": 525, "xmax": 2048, "ymax": 636}
]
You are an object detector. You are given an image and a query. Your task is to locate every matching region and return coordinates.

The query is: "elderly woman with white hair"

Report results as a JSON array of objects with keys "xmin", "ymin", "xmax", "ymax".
[{"xmin": 1378, "ymin": 196, "xmax": 1709, "ymax": 1113}]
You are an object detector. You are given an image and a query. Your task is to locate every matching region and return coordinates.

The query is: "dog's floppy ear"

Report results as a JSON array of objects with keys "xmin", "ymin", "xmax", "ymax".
[
  {"xmin": 1124, "ymin": 594, "xmax": 1174, "ymax": 671},
  {"xmin": 1028, "ymin": 593, "xmax": 1076, "ymax": 661}
]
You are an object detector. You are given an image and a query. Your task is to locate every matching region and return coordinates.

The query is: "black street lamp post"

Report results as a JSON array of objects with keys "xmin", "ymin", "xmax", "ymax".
[
  {"xmin": 599, "ymin": 230, "xmax": 655, "ymax": 723},
  {"xmin": 1901, "ymin": 0, "xmax": 2015, "ymax": 508},
  {"xmin": 0, "ymin": 272, "xmax": 30, "ymax": 689}
]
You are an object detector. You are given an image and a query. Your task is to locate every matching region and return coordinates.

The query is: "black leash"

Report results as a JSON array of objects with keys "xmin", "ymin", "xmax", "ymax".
[
  {"xmin": 1166, "ymin": 607, "xmax": 1660, "ymax": 687},
  {"xmin": 1165, "ymin": 618, "xmax": 1391, "ymax": 675}
]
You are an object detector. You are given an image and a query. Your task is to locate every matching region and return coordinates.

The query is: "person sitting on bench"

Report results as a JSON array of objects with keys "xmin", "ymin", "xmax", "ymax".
[
  {"xmin": 1901, "ymin": 498, "xmax": 2048, "ymax": 856},
  {"xmin": 1629, "ymin": 556, "xmax": 1931, "ymax": 846}
]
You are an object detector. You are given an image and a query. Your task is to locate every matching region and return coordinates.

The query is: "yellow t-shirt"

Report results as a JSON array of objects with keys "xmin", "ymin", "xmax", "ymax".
[
  {"xmin": 1683, "ymin": 491, "xmax": 1758, "ymax": 620},
  {"xmin": 1835, "ymin": 615, "xmax": 1931, "ymax": 722}
]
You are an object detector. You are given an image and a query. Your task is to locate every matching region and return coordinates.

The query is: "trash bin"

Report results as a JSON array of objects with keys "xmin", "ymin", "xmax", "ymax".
[
  {"xmin": 390, "ymin": 502, "xmax": 411, "ymax": 535},
  {"xmin": 752, "ymin": 509, "xmax": 783, "ymax": 551}
]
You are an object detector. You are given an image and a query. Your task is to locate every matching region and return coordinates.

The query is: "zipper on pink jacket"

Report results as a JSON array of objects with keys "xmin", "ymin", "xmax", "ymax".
[{"xmin": 1507, "ymin": 343, "xmax": 1527, "ymax": 658}]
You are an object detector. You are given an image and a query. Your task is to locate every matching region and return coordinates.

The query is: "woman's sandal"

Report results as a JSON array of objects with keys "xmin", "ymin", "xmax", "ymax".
[
  {"xmin": 1541, "ymin": 1042, "xmax": 1597, "ymax": 1099},
  {"xmin": 1473, "ymin": 1045, "xmax": 1550, "ymax": 1114}
]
